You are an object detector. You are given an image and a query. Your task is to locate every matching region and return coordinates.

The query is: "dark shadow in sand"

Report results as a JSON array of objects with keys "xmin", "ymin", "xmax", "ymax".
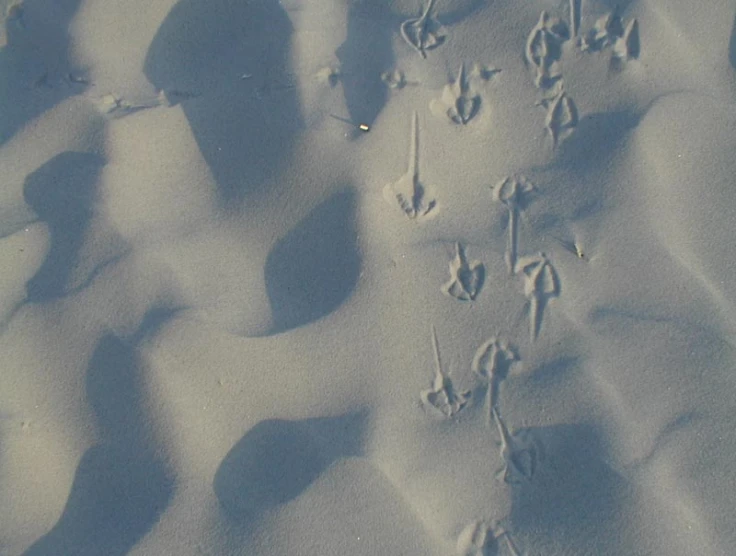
[
  {"xmin": 22, "ymin": 152, "xmax": 104, "ymax": 302},
  {"xmin": 0, "ymin": 0, "xmax": 86, "ymax": 147},
  {"xmin": 547, "ymin": 92, "xmax": 680, "ymax": 174},
  {"xmin": 553, "ymin": 109, "xmax": 642, "ymax": 173},
  {"xmin": 23, "ymin": 334, "xmax": 173, "ymax": 556},
  {"xmin": 214, "ymin": 412, "xmax": 366, "ymax": 526},
  {"xmin": 527, "ymin": 107, "xmax": 647, "ymax": 227},
  {"xmin": 144, "ymin": 0, "xmax": 301, "ymax": 209},
  {"xmin": 508, "ymin": 423, "xmax": 633, "ymax": 550},
  {"xmin": 335, "ymin": 3, "xmax": 395, "ymax": 135},
  {"xmin": 524, "ymin": 355, "xmax": 581, "ymax": 389},
  {"xmin": 264, "ymin": 188, "xmax": 360, "ymax": 335},
  {"xmin": 335, "ymin": 0, "xmax": 488, "ymax": 132},
  {"xmin": 131, "ymin": 306, "xmax": 185, "ymax": 344}
]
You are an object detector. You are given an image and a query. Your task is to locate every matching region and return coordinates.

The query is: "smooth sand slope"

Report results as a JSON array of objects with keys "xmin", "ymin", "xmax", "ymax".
[{"xmin": 1, "ymin": 0, "xmax": 736, "ymax": 554}]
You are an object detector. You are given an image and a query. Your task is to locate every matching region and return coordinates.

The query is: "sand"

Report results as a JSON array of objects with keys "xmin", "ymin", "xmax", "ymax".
[{"xmin": 1, "ymin": 0, "xmax": 736, "ymax": 554}]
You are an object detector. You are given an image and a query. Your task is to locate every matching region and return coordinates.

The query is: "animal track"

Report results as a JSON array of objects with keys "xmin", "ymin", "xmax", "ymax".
[
  {"xmin": 492, "ymin": 408, "xmax": 541, "ymax": 484},
  {"xmin": 569, "ymin": 0, "xmax": 581, "ymax": 39},
  {"xmin": 96, "ymin": 94, "xmax": 149, "ymax": 117},
  {"xmin": 581, "ymin": 10, "xmax": 623, "ymax": 51},
  {"xmin": 442, "ymin": 243, "xmax": 484, "ymax": 301},
  {"xmin": 515, "ymin": 252, "xmax": 559, "ymax": 342},
  {"xmin": 380, "ymin": 69, "xmax": 419, "ymax": 90},
  {"xmin": 581, "ymin": 9, "xmax": 639, "ymax": 57},
  {"xmin": 421, "ymin": 326, "xmax": 470, "ymax": 418},
  {"xmin": 436, "ymin": 63, "xmax": 480, "ymax": 124},
  {"xmin": 537, "ymin": 84, "xmax": 578, "ymax": 148},
  {"xmin": 491, "ymin": 176, "xmax": 535, "ymax": 274},
  {"xmin": 400, "ymin": 0, "xmax": 446, "ymax": 58},
  {"xmin": 472, "ymin": 337, "xmax": 518, "ymax": 424},
  {"xmin": 525, "ymin": 11, "xmax": 569, "ymax": 89},
  {"xmin": 612, "ymin": 18, "xmax": 640, "ymax": 62},
  {"xmin": 315, "ymin": 66, "xmax": 341, "ymax": 88},
  {"xmin": 456, "ymin": 520, "xmax": 523, "ymax": 556},
  {"xmin": 431, "ymin": 63, "xmax": 500, "ymax": 124},
  {"xmin": 578, "ymin": 7, "xmax": 639, "ymax": 64},
  {"xmin": 524, "ymin": 8, "xmax": 581, "ymax": 146},
  {"xmin": 383, "ymin": 111, "xmax": 438, "ymax": 220},
  {"xmin": 94, "ymin": 89, "xmax": 198, "ymax": 118},
  {"xmin": 470, "ymin": 64, "xmax": 502, "ymax": 81}
]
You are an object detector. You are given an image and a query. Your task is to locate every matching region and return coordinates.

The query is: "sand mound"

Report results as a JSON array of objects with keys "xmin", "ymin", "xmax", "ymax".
[{"xmin": 2, "ymin": 0, "xmax": 736, "ymax": 554}]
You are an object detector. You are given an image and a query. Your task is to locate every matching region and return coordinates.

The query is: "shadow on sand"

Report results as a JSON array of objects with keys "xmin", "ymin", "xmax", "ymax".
[
  {"xmin": 0, "ymin": 0, "xmax": 86, "ymax": 147},
  {"xmin": 24, "ymin": 332, "xmax": 173, "ymax": 556},
  {"xmin": 144, "ymin": 0, "xmax": 301, "ymax": 209},
  {"xmin": 264, "ymin": 188, "xmax": 360, "ymax": 335},
  {"xmin": 214, "ymin": 412, "xmax": 366, "ymax": 528},
  {"xmin": 507, "ymin": 422, "xmax": 633, "ymax": 552},
  {"xmin": 23, "ymin": 151, "xmax": 105, "ymax": 302}
]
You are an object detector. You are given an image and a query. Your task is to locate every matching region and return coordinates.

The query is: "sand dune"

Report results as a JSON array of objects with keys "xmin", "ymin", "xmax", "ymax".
[{"xmin": 2, "ymin": 0, "xmax": 736, "ymax": 554}]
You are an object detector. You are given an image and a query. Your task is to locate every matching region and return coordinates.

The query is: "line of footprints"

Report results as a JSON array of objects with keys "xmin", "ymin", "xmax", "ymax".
[
  {"xmin": 386, "ymin": 136, "xmax": 555, "ymax": 550},
  {"xmin": 388, "ymin": 1, "xmax": 639, "ymax": 145},
  {"xmin": 386, "ymin": 2, "xmax": 637, "ymax": 554},
  {"xmin": 417, "ymin": 174, "xmax": 552, "ymax": 555},
  {"xmin": 524, "ymin": 3, "xmax": 638, "ymax": 147},
  {"xmin": 421, "ymin": 320, "xmax": 542, "ymax": 555}
]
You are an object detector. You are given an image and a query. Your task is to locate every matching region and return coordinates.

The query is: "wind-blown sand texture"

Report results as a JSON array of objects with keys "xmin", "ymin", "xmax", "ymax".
[{"xmin": 2, "ymin": 0, "xmax": 736, "ymax": 554}]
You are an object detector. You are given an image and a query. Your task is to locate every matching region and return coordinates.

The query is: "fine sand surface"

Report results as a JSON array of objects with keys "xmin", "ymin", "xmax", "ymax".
[{"xmin": 2, "ymin": 0, "xmax": 736, "ymax": 554}]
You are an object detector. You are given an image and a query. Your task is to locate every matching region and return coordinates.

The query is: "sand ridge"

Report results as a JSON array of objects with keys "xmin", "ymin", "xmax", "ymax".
[{"xmin": 1, "ymin": 0, "xmax": 736, "ymax": 554}]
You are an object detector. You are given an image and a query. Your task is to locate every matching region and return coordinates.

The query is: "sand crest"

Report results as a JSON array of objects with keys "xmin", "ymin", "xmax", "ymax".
[{"xmin": 2, "ymin": 0, "xmax": 736, "ymax": 554}]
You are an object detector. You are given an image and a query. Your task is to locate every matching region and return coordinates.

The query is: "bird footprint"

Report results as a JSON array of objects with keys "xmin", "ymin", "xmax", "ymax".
[{"xmin": 400, "ymin": 0, "xmax": 446, "ymax": 58}]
